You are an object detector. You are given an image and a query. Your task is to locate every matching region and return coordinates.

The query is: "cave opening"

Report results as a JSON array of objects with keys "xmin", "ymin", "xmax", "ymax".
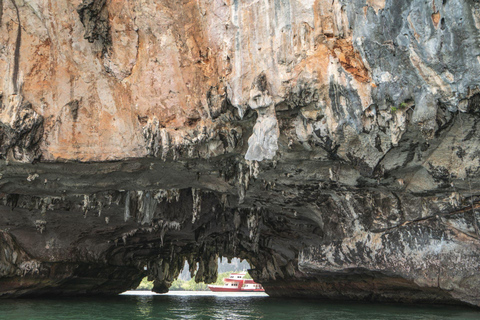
[
  {"xmin": 0, "ymin": 183, "xmax": 319, "ymax": 299},
  {"xmin": 135, "ymin": 257, "xmax": 254, "ymax": 293}
]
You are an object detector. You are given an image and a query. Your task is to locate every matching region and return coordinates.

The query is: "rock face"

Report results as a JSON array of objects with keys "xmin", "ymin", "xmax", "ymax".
[{"xmin": 1, "ymin": 0, "xmax": 480, "ymax": 306}]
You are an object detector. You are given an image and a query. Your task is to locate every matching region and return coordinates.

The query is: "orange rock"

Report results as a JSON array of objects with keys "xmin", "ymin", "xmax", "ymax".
[{"xmin": 0, "ymin": 0, "xmax": 374, "ymax": 162}]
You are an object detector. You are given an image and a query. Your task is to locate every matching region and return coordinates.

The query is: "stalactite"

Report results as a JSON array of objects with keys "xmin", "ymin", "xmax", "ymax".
[
  {"xmin": 246, "ymin": 208, "xmax": 262, "ymax": 253},
  {"xmin": 97, "ymin": 201, "xmax": 102, "ymax": 217},
  {"xmin": 194, "ymin": 258, "xmax": 205, "ymax": 282},
  {"xmin": 237, "ymin": 163, "xmax": 246, "ymax": 204},
  {"xmin": 160, "ymin": 129, "xmax": 170, "ymax": 161},
  {"xmin": 124, "ymin": 191, "xmax": 131, "ymax": 222},
  {"xmin": 188, "ymin": 255, "xmax": 197, "ymax": 279},
  {"xmin": 139, "ymin": 191, "xmax": 157, "ymax": 225},
  {"xmin": 191, "ymin": 188, "xmax": 201, "ymax": 224},
  {"xmin": 143, "ymin": 117, "xmax": 160, "ymax": 157},
  {"xmin": 205, "ymin": 253, "xmax": 219, "ymax": 283},
  {"xmin": 247, "ymin": 160, "xmax": 259, "ymax": 179},
  {"xmin": 82, "ymin": 195, "xmax": 90, "ymax": 216}
]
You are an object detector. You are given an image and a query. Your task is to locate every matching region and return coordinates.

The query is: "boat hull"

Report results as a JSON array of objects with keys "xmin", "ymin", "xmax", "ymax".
[
  {"xmin": 207, "ymin": 285, "xmax": 265, "ymax": 292},
  {"xmin": 241, "ymin": 289, "xmax": 265, "ymax": 292},
  {"xmin": 207, "ymin": 286, "xmax": 243, "ymax": 292}
]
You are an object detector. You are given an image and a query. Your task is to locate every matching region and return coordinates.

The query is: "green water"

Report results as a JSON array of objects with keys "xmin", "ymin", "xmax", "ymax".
[{"xmin": 0, "ymin": 292, "xmax": 478, "ymax": 320}]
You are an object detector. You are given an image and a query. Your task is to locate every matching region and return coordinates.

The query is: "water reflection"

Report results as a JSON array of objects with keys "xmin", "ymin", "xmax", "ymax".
[
  {"xmin": 165, "ymin": 296, "xmax": 195, "ymax": 319},
  {"xmin": 136, "ymin": 295, "xmax": 153, "ymax": 318},
  {"xmin": 0, "ymin": 293, "xmax": 477, "ymax": 320}
]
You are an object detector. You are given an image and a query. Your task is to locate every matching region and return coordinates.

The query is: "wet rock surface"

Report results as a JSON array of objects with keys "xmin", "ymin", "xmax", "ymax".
[{"xmin": 0, "ymin": 0, "xmax": 480, "ymax": 307}]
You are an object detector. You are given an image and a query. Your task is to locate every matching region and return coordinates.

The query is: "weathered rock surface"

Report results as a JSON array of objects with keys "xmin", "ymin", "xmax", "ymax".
[{"xmin": 1, "ymin": 0, "xmax": 480, "ymax": 307}]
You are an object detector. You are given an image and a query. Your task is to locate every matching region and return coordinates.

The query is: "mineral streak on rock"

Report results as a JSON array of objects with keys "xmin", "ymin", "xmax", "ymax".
[
  {"xmin": 1, "ymin": 0, "xmax": 480, "ymax": 307},
  {"xmin": 9, "ymin": 0, "xmax": 21, "ymax": 94}
]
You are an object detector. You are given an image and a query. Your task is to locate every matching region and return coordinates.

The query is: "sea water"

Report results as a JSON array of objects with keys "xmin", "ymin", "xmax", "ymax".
[{"xmin": 0, "ymin": 291, "xmax": 478, "ymax": 320}]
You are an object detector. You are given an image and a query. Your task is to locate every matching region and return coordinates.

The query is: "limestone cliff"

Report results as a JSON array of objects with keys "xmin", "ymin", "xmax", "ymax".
[{"xmin": 1, "ymin": 0, "xmax": 480, "ymax": 306}]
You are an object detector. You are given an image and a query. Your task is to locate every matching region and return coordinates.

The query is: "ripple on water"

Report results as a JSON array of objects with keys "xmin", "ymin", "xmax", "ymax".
[{"xmin": 0, "ymin": 292, "xmax": 478, "ymax": 320}]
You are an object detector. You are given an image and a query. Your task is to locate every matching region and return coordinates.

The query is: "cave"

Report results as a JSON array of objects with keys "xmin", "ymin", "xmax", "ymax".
[
  {"xmin": 0, "ymin": 157, "xmax": 317, "ymax": 298},
  {"xmin": 1, "ymin": 137, "xmax": 480, "ymax": 306},
  {"xmin": 1, "ymin": 0, "xmax": 480, "ymax": 308}
]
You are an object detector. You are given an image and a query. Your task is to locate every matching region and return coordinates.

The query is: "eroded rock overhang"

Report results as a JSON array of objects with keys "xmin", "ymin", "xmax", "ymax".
[{"xmin": 0, "ymin": 0, "xmax": 480, "ymax": 306}]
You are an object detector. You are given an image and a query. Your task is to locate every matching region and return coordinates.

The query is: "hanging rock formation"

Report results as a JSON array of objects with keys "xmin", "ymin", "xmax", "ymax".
[{"xmin": 1, "ymin": 0, "xmax": 480, "ymax": 307}]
